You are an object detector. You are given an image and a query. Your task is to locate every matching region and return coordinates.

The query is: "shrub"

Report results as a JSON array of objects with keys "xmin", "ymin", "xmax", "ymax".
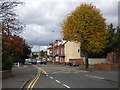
[{"xmin": 2, "ymin": 56, "xmax": 14, "ymax": 70}]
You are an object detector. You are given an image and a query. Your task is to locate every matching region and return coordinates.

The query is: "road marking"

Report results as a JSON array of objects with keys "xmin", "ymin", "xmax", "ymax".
[
  {"xmin": 50, "ymin": 76, "xmax": 53, "ymax": 79},
  {"xmin": 74, "ymin": 70, "xmax": 89, "ymax": 73},
  {"xmin": 23, "ymin": 65, "xmax": 28, "ymax": 67},
  {"xmin": 38, "ymin": 67, "xmax": 48, "ymax": 74},
  {"xmin": 27, "ymin": 70, "xmax": 39, "ymax": 90},
  {"xmin": 63, "ymin": 84, "xmax": 70, "ymax": 88},
  {"xmin": 55, "ymin": 80, "xmax": 61, "ymax": 83},
  {"xmin": 20, "ymin": 77, "xmax": 32, "ymax": 89},
  {"xmin": 33, "ymin": 65, "xmax": 48, "ymax": 75},
  {"xmin": 27, "ymin": 65, "xmax": 41, "ymax": 90},
  {"xmin": 30, "ymin": 71, "xmax": 40, "ymax": 89},
  {"xmin": 86, "ymin": 74, "xmax": 104, "ymax": 80}
]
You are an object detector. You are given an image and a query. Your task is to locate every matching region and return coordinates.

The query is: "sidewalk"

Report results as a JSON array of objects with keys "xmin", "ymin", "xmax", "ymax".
[
  {"xmin": 2, "ymin": 64, "xmax": 38, "ymax": 88},
  {"xmin": 80, "ymin": 65, "xmax": 119, "ymax": 83}
]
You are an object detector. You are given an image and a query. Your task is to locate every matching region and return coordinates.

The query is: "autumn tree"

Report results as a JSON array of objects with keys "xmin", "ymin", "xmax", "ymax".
[
  {"xmin": 61, "ymin": 4, "xmax": 108, "ymax": 70},
  {"xmin": 1, "ymin": 1, "xmax": 31, "ymax": 70},
  {"xmin": 12, "ymin": 36, "xmax": 31, "ymax": 63}
]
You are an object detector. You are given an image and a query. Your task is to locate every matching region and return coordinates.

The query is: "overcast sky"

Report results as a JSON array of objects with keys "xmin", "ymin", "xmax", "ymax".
[{"xmin": 16, "ymin": 0, "xmax": 119, "ymax": 52}]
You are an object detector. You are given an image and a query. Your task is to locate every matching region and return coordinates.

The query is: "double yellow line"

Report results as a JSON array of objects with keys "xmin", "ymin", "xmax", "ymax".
[{"xmin": 27, "ymin": 65, "xmax": 48, "ymax": 90}]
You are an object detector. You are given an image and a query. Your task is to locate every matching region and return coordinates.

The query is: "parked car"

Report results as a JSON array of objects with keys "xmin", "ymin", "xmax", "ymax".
[
  {"xmin": 37, "ymin": 60, "xmax": 41, "ymax": 64},
  {"xmin": 67, "ymin": 61, "xmax": 79, "ymax": 66},
  {"xmin": 31, "ymin": 60, "xmax": 37, "ymax": 64},
  {"xmin": 28, "ymin": 58, "xmax": 34, "ymax": 63},
  {"xmin": 40, "ymin": 59, "xmax": 47, "ymax": 65},
  {"xmin": 43, "ymin": 60, "xmax": 47, "ymax": 64}
]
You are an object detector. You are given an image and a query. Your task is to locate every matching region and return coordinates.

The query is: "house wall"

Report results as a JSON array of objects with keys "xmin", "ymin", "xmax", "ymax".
[
  {"xmin": 82, "ymin": 57, "xmax": 106, "ymax": 65},
  {"xmin": 65, "ymin": 41, "xmax": 81, "ymax": 62}
]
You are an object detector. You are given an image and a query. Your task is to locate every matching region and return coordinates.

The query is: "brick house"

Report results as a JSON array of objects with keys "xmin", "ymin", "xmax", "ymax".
[
  {"xmin": 47, "ymin": 40, "xmax": 65, "ymax": 63},
  {"xmin": 47, "ymin": 40, "xmax": 83, "ymax": 64}
]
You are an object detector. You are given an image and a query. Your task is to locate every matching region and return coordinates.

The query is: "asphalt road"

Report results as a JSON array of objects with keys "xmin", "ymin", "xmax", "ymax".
[
  {"xmin": 33, "ymin": 63, "xmax": 118, "ymax": 88},
  {"xmin": 2, "ymin": 63, "xmax": 119, "ymax": 89}
]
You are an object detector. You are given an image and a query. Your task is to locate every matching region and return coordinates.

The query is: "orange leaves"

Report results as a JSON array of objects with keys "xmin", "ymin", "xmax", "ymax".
[
  {"xmin": 2, "ymin": 33, "xmax": 25, "ymax": 55},
  {"xmin": 61, "ymin": 4, "xmax": 108, "ymax": 53}
]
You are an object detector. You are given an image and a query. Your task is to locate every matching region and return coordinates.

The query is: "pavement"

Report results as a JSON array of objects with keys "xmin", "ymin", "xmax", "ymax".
[
  {"xmin": 2, "ymin": 64, "xmax": 38, "ymax": 89},
  {"xmin": 84, "ymin": 65, "xmax": 119, "ymax": 83},
  {"xmin": 2, "ymin": 63, "xmax": 120, "ymax": 89}
]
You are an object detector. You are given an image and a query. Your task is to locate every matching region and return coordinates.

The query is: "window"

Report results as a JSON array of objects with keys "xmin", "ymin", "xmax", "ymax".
[{"xmin": 78, "ymin": 49, "xmax": 80, "ymax": 52}]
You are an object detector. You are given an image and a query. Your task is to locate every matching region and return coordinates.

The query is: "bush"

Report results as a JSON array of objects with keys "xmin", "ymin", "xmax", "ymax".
[
  {"xmin": 2, "ymin": 56, "xmax": 14, "ymax": 70},
  {"xmin": 14, "ymin": 57, "xmax": 25, "ymax": 64}
]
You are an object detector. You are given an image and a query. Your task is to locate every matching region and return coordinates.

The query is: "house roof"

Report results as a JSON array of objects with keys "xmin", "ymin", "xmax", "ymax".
[{"xmin": 47, "ymin": 39, "xmax": 67, "ymax": 49}]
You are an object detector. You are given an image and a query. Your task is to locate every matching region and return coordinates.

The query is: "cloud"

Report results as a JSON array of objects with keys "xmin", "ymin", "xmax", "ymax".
[
  {"xmin": 32, "ymin": 45, "xmax": 48, "ymax": 52},
  {"xmin": 17, "ymin": 0, "xmax": 118, "ymax": 51}
]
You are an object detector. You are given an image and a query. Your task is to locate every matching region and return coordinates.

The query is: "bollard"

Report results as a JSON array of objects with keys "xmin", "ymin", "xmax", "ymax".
[{"xmin": 18, "ymin": 62, "xmax": 20, "ymax": 67}]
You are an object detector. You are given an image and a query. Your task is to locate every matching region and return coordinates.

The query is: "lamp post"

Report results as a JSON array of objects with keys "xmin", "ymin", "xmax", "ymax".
[
  {"xmin": 52, "ymin": 30, "xmax": 55, "ymax": 64},
  {"xmin": 52, "ymin": 43, "xmax": 54, "ymax": 64},
  {"xmin": 30, "ymin": 44, "xmax": 33, "ymax": 57},
  {"xmin": 39, "ymin": 45, "xmax": 41, "ymax": 59}
]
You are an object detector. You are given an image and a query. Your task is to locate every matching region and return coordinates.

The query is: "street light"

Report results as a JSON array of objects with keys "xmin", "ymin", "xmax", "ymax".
[
  {"xmin": 39, "ymin": 45, "xmax": 41, "ymax": 59},
  {"xmin": 52, "ymin": 30, "xmax": 55, "ymax": 64}
]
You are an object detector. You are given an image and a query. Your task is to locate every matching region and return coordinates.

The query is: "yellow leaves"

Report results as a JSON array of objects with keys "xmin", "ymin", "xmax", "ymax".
[{"xmin": 61, "ymin": 4, "xmax": 108, "ymax": 53}]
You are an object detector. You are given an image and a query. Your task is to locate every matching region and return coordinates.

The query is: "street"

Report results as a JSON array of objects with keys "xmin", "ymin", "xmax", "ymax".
[{"xmin": 2, "ymin": 63, "xmax": 119, "ymax": 89}]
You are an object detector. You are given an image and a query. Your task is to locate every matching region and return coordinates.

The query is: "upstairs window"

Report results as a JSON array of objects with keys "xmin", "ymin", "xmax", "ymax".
[{"xmin": 78, "ymin": 49, "xmax": 80, "ymax": 52}]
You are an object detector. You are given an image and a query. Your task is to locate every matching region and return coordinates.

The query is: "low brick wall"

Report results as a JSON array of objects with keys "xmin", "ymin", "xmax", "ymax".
[
  {"xmin": 94, "ymin": 63, "xmax": 120, "ymax": 71},
  {"xmin": 82, "ymin": 58, "xmax": 106, "ymax": 65},
  {"xmin": 69, "ymin": 59, "xmax": 83, "ymax": 64},
  {"xmin": 2, "ymin": 70, "xmax": 12, "ymax": 79}
]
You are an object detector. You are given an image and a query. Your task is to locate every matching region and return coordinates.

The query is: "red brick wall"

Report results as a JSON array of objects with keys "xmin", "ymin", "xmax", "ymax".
[
  {"xmin": 58, "ymin": 46, "xmax": 64, "ymax": 56},
  {"xmin": 94, "ymin": 63, "xmax": 120, "ymax": 71},
  {"xmin": 69, "ymin": 59, "xmax": 83, "ymax": 64},
  {"xmin": 107, "ymin": 52, "xmax": 120, "ymax": 63},
  {"xmin": 94, "ymin": 64, "xmax": 112, "ymax": 71}
]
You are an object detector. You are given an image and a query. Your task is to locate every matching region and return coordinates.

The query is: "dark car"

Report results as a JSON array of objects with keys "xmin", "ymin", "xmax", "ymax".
[
  {"xmin": 43, "ymin": 60, "xmax": 47, "ymax": 64},
  {"xmin": 67, "ymin": 61, "xmax": 79, "ymax": 66}
]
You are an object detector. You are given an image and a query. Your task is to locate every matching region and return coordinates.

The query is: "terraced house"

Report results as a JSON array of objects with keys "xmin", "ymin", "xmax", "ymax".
[{"xmin": 47, "ymin": 40, "xmax": 83, "ymax": 64}]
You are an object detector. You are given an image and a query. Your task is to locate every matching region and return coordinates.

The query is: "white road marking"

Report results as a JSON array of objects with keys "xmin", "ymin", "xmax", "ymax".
[
  {"xmin": 63, "ymin": 84, "xmax": 70, "ymax": 88},
  {"xmin": 55, "ymin": 80, "xmax": 61, "ymax": 83},
  {"xmin": 23, "ymin": 65, "xmax": 28, "ymax": 67},
  {"xmin": 86, "ymin": 74, "xmax": 104, "ymax": 80},
  {"xmin": 50, "ymin": 76, "xmax": 53, "ymax": 79}
]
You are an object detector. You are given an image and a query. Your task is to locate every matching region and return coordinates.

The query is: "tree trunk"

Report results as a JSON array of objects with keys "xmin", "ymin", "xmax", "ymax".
[{"xmin": 85, "ymin": 55, "xmax": 89, "ymax": 71}]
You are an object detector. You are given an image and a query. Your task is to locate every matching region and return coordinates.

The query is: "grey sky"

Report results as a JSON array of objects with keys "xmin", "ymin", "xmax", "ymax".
[{"xmin": 17, "ymin": 0, "xmax": 119, "ymax": 52}]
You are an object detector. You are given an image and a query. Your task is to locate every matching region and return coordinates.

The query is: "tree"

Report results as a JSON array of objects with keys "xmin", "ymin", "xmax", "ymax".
[
  {"xmin": 107, "ymin": 24, "xmax": 120, "ymax": 52},
  {"xmin": 61, "ymin": 4, "xmax": 108, "ymax": 70},
  {"xmin": 0, "ymin": 1, "xmax": 31, "ymax": 70},
  {"xmin": 1, "ymin": 1, "xmax": 24, "ymax": 56},
  {"xmin": 40, "ymin": 50, "xmax": 46, "ymax": 58}
]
